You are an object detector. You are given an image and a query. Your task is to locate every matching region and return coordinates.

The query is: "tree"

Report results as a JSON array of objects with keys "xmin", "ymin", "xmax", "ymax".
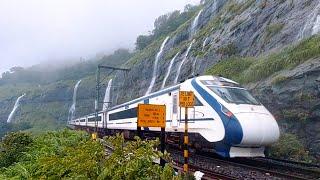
[
  {"xmin": 0, "ymin": 131, "xmax": 33, "ymax": 167},
  {"xmin": 135, "ymin": 35, "xmax": 154, "ymax": 50},
  {"xmin": 135, "ymin": 7, "xmax": 199, "ymax": 51}
]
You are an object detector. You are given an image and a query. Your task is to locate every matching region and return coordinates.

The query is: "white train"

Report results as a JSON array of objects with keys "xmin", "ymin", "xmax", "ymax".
[{"xmin": 69, "ymin": 75, "xmax": 280, "ymax": 158}]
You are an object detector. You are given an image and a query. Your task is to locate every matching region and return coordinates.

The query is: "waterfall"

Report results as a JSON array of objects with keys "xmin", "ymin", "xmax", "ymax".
[
  {"xmin": 145, "ymin": 36, "xmax": 170, "ymax": 95},
  {"xmin": 211, "ymin": 0, "xmax": 218, "ymax": 13},
  {"xmin": 68, "ymin": 80, "xmax": 81, "ymax": 121},
  {"xmin": 190, "ymin": 9, "xmax": 203, "ymax": 37},
  {"xmin": 202, "ymin": 37, "xmax": 209, "ymax": 51},
  {"xmin": 297, "ymin": 3, "xmax": 320, "ymax": 40},
  {"xmin": 174, "ymin": 39, "xmax": 195, "ymax": 84},
  {"xmin": 312, "ymin": 15, "xmax": 320, "ymax": 35},
  {"xmin": 192, "ymin": 37, "xmax": 208, "ymax": 77},
  {"xmin": 7, "ymin": 94, "xmax": 26, "ymax": 123},
  {"xmin": 114, "ymin": 92, "xmax": 119, "ymax": 106},
  {"xmin": 161, "ymin": 52, "xmax": 180, "ymax": 89},
  {"xmin": 192, "ymin": 56, "xmax": 198, "ymax": 76},
  {"xmin": 103, "ymin": 79, "xmax": 113, "ymax": 111}
]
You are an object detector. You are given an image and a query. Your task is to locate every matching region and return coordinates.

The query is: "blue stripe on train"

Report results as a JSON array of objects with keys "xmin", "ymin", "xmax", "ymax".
[{"xmin": 191, "ymin": 79, "xmax": 243, "ymax": 157}]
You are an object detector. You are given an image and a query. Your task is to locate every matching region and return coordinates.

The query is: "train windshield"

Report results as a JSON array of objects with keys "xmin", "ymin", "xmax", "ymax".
[{"xmin": 207, "ymin": 86, "xmax": 260, "ymax": 105}]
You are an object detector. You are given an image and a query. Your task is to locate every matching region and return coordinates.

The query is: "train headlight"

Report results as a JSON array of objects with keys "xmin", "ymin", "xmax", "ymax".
[{"xmin": 221, "ymin": 105, "xmax": 233, "ymax": 118}]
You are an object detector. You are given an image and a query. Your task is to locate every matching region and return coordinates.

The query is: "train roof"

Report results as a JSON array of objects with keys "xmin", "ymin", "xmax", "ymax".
[
  {"xmin": 73, "ymin": 76, "xmax": 241, "ymax": 119},
  {"xmin": 106, "ymin": 84, "xmax": 181, "ymax": 112}
]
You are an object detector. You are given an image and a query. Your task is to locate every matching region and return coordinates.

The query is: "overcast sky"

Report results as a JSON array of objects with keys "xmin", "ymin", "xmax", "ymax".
[{"xmin": 0, "ymin": 0, "xmax": 200, "ymax": 74}]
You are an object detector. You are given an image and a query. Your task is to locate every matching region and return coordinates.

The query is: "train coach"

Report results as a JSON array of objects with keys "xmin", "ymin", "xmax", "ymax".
[{"xmin": 69, "ymin": 75, "xmax": 280, "ymax": 158}]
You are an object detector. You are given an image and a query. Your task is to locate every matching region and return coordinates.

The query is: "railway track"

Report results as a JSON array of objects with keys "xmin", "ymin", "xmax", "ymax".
[
  {"xmin": 231, "ymin": 156, "xmax": 320, "ymax": 179},
  {"xmin": 102, "ymin": 138, "xmax": 319, "ymax": 179},
  {"xmin": 264, "ymin": 157, "xmax": 320, "ymax": 169},
  {"xmin": 169, "ymin": 148, "xmax": 320, "ymax": 179},
  {"xmin": 173, "ymin": 162, "xmax": 237, "ymax": 180}
]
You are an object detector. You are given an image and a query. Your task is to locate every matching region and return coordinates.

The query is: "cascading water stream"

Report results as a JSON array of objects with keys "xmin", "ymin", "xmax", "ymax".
[
  {"xmin": 145, "ymin": 36, "xmax": 170, "ymax": 95},
  {"xmin": 103, "ymin": 79, "xmax": 113, "ymax": 111},
  {"xmin": 297, "ymin": 3, "xmax": 320, "ymax": 40},
  {"xmin": 68, "ymin": 80, "xmax": 81, "ymax": 121},
  {"xmin": 202, "ymin": 37, "xmax": 209, "ymax": 51},
  {"xmin": 190, "ymin": 9, "xmax": 203, "ymax": 37},
  {"xmin": 7, "ymin": 94, "xmax": 26, "ymax": 123},
  {"xmin": 312, "ymin": 15, "xmax": 320, "ymax": 35},
  {"xmin": 192, "ymin": 37, "xmax": 208, "ymax": 76},
  {"xmin": 161, "ymin": 52, "xmax": 180, "ymax": 89},
  {"xmin": 211, "ymin": 0, "xmax": 218, "ymax": 13},
  {"xmin": 174, "ymin": 39, "xmax": 195, "ymax": 84},
  {"xmin": 192, "ymin": 56, "xmax": 198, "ymax": 76}
]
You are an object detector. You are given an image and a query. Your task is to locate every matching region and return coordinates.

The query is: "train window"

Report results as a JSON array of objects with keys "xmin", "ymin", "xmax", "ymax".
[
  {"xmin": 194, "ymin": 96, "xmax": 203, "ymax": 106},
  {"xmin": 109, "ymin": 107, "xmax": 137, "ymax": 120},
  {"xmin": 88, "ymin": 116, "xmax": 102, "ymax": 122},
  {"xmin": 201, "ymin": 80, "xmax": 219, "ymax": 86},
  {"xmin": 201, "ymin": 80, "xmax": 240, "ymax": 88},
  {"xmin": 80, "ymin": 119, "xmax": 85, "ymax": 122},
  {"xmin": 207, "ymin": 86, "xmax": 260, "ymax": 105}
]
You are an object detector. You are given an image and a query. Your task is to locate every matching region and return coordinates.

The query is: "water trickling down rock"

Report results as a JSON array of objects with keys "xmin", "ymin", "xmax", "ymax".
[
  {"xmin": 7, "ymin": 94, "xmax": 26, "ymax": 123},
  {"xmin": 174, "ymin": 39, "xmax": 195, "ymax": 84},
  {"xmin": 190, "ymin": 10, "xmax": 203, "ymax": 37},
  {"xmin": 161, "ymin": 52, "xmax": 180, "ymax": 89},
  {"xmin": 145, "ymin": 36, "xmax": 170, "ymax": 95},
  {"xmin": 68, "ymin": 80, "xmax": 81, "ymax": 121},
  {"xmin": 103, "ymin": 79, "xmax": 113, "ymax": 111},
  {"xmin": 297, "ymin": 2, "xmax": 320, "ymax": 40}
]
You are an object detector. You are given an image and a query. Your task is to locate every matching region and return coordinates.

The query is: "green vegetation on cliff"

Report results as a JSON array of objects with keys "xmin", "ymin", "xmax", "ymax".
[
  {"xmin": 269, "ymin": 133, "xmax": 312, "ymax": 162},
  {"xmin": 206, "ymin": 35, "xmax": 320, "ymax": 83},
  {"xmin": 0, "ymin": 49, "xmax": 133, "ymax": 135}
]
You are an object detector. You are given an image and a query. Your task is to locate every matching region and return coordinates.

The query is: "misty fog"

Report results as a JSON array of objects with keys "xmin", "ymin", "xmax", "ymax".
[{"xmin": 0, "ymin": 0, "xmax": 200, "ymax": 74}]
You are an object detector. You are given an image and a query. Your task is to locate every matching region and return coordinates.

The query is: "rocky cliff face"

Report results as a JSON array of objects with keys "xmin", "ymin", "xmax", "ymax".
[
  {"xmin": 114, "ymin": 0, "xmax": 320, "ymax": 103},
  {"xmin": 249, "ymin": 58, "xmax": 320, "ymax": 160}
]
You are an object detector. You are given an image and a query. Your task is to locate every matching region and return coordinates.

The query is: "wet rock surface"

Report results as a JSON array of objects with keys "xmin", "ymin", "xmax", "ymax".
[
  {"xmin": 114, "ymin": 0, "xmax": 320, "ymax": 103},
  {"xmin": 248, "ymin": 58, "xmax": 320, "ymax": 160}
]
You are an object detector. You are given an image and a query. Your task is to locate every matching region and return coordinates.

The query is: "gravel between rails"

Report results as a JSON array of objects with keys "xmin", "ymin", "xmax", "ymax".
[{"xmin": 169, "ymin": 148, "xmax": 320, "ymax": 180}]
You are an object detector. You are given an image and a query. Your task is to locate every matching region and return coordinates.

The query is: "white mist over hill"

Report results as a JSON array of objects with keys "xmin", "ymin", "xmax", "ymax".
[{"xmin": 0, "ymin": 0, "xmax": 200, "ymax": 75}]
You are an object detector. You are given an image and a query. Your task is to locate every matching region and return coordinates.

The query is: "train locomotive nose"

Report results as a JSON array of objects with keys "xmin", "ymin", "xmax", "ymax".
[{"xmin": 234, "ymin": 112, "xmax": 280, "ymax": 146}]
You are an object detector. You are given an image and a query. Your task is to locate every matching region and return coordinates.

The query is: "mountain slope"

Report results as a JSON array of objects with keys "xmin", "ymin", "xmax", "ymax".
[{"xmin": 0, "ymin": 49, "xmax": 132, "ymax": 134}]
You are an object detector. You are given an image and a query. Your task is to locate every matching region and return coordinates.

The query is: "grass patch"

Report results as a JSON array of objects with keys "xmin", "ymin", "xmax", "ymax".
[
  {"xmin": 269, "ymin": 133, "xmax": 312, "ymax": 162},
  {"xmin": 265, "ymin": 23, "xmax": 284, "ymax": 42},
  {"xmin": 206, "ymin": 57, "xmax": 254, "ymax": 81},
  {"xmin": 226, "ymin": 0, "xmax": 255, "ymax": 15},
  {"xmin": 271, "ymin": 75, "xmax": 288, "ymax": 85},
  {"xmin": 217, "ymin": 43, "xmax": 238, "ymax": 57},
  {"xmin": 206, "ymin": 35, "xmax": 320, "ymax": 83}
]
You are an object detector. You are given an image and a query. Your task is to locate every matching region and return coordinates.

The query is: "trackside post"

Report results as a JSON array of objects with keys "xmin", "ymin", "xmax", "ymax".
[
  {"xmin": 179, "ymin": 91, "xmax": 195, "ymax": 173},
  {"xmin": 137, "ymin": 104, "xmax": 166, "ymax": 167}
]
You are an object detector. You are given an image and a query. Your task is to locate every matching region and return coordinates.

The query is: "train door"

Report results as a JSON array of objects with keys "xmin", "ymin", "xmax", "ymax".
[{"xmin": 171, "ymin": 92, "xmax": 179, "ymax": 128}]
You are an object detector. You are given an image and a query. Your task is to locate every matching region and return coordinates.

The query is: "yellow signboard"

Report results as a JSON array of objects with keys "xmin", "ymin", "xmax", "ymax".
[
  {"xmin": 138, "ymin": 104, "xmax": 166, "ymax": 128},
  {"xmin": 179, "ymin": 91, "xmax": 195, "ymax": 108}
]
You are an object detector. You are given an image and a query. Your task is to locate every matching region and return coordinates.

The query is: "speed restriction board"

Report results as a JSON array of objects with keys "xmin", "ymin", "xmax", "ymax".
[{"xmin": 179, "ymin": 91, "xmax": 195, "ymax": 108}]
